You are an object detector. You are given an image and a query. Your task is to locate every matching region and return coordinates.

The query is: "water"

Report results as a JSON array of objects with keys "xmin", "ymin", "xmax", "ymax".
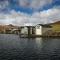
[{"xmin": 0, "ymin": 34, "xmax": 60, "ymax": 60}]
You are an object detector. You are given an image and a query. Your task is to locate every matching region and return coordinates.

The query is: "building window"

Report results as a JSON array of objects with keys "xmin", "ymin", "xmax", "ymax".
[{"xmin": 36, "ymin": 25, "xmax": 40, "ymax": 29}]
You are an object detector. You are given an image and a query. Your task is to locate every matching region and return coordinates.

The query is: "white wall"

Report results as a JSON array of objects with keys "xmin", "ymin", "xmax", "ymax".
[
  {"xmin": 21, "ymin": 27, "xmax": 28, "ymax": 34},
  {"xmin": 35, "ymin": 25, "xmax": 42, "ymax": 35}
]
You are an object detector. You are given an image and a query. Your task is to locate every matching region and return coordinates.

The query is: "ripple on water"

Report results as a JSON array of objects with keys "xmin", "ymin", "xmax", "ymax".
[{"xmin": 0, "ymin": 34, "xmax": 60, "ymax": 60}]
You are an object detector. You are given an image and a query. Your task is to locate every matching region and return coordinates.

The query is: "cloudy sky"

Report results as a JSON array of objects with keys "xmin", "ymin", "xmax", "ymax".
[{"xmin": 0, "ymin": 0, "xmax": 60, "ymax": 25}]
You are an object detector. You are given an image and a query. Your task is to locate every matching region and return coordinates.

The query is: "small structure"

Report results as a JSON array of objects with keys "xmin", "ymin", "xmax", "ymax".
[
  {"xmin": 35, "ymin": 24, "xmax": 42, "ymax": 35},
  {"xmin": 21, "ymin": 26, "xmax": 35, "ymax": 34},
  {"xmin": 12, "ymin": 29, "xmax": 21, "ymax": 34},
  {"xmin": 35, "ymin": 24, "xmax": 52, "ymax": 36},
  {"xmin": 5, "ymin": 29, "xmax": 12, "ymax": 34},
  {"xmin": 20, "ymin": 23, "xmax": 35, "ymax": 37}
]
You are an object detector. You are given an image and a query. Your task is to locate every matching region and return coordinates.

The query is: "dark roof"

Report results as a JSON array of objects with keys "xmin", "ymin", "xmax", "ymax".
[
  {"xmin": 37, "ymin": 24, "xmax": 52, "ymax": 28},
  {"xmin": 20, "ymin": 26, "xmax": 35, "ymax": 28}
]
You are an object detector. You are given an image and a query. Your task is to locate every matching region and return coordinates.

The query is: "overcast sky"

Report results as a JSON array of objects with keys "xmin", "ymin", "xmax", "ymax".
[{"xmin": 0, "ymin": 0, "xmax": 60, "ymax": 26}]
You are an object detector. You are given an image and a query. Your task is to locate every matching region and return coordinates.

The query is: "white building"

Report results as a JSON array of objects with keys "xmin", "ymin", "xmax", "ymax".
[
  {"xmin": 35, "ymin": 24, "xmax": 42, "ymax": 35},
  {"xmin": 20, "ymin": 23, "xmax": 35, "ymax": 35},
  {"xmin": 35, "ymin": 24, "xmax": 52, "ymax": 36},
  {"xmin": 20, "ymin": 27, "xmax": 28, "ymax": 34}
]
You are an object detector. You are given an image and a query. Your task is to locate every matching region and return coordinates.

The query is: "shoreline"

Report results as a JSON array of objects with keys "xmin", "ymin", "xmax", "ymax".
[
  {"xmin": 0, "ymin": 34, "xmax": 60, "ymax": 38},
  {"xmin": 19, "ymin": 34, "xmax": 60, "ymax": 38}
]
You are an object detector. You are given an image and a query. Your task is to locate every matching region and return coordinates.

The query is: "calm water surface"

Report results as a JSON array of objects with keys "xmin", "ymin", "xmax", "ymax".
[{"xmin": 0, "ymin": 34, "xmax": 60, "ymax": 60}]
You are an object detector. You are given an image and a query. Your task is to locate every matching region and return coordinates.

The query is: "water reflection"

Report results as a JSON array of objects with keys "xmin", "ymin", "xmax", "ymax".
[
  {"xmin": 0, "ymin": 34, "xmax": 60, "ymax": 60},
  {"xmin": 35, "ymin": 38, "xmax": 43, "ymax": 49}
]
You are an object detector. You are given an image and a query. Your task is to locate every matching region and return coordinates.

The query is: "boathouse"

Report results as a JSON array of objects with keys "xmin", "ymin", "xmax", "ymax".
[
  {"xmin": 20, "ymin": 23, "xmax": 35, "ymax": 37},
  {"xmin": 35, "ymin": 24, "xmax": 52, "ymax": 36}
]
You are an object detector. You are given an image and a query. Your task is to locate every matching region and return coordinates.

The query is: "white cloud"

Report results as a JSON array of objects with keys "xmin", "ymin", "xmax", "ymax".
[
  {"xmin": 0, "ymin": 7, "xmax": 60, "ymax": 26},
  {"xmin": 0, "ymin": 10, "xmax": 30, "ymax": 25},
  {"xmin": 19, "ymin": 0, "xmax": 53, "ymax": 10},
  {"xmin": 19, "ymin": 0, "xmax": 30, "ymax": 7},
  {"xmin": 0, "ymin": 0, "xmax": 9, "ymax": 9},
  {"xmin": 30, "ymin": 7, "xmax": 60, "ymax": 24},
  {"xmin": 30, "ymin": 0, "xmax": 52, "ymax": 10}
]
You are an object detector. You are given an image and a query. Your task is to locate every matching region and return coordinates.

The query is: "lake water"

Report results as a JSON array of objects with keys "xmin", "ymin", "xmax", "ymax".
[{"xmin": 0, "ymin": 34, "xmax": 60, "ymax": 60}]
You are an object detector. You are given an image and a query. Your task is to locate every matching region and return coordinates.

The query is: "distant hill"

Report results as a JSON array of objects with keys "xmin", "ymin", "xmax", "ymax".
[
  {"xmin": 0, "ymin": 24, "xmax": 19, "ymax": 33},
  {"xmin": 46, "ymin": 21, "xmax": 60, "ymax": 25}
]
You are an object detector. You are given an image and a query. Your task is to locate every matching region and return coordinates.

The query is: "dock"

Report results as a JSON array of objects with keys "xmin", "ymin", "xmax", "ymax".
[{"xmin": 19, "ymin": 34, "xmax": 60, "ymax": 38}]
